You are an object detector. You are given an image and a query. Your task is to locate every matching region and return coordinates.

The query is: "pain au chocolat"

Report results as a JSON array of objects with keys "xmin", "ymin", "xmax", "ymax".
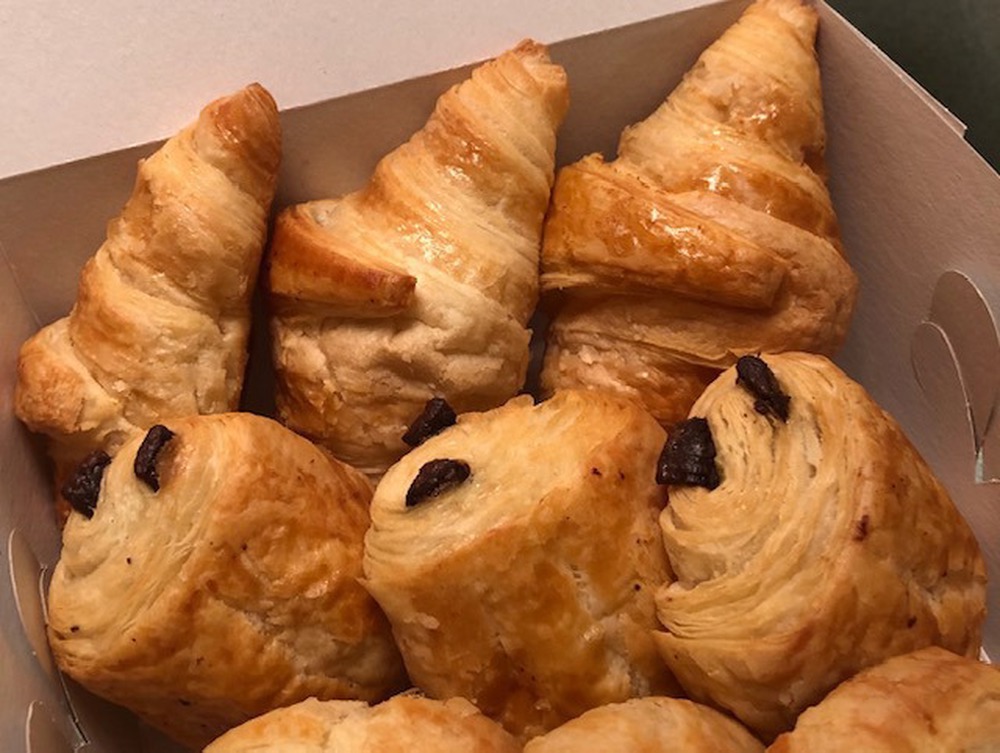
[
  {"xmin": 268, "ymin": 40, "xmax": 569, "ymax": 477},
  {"xmin": 205, "ymin": 695, "xmax": 520, "ymax": 753},
  {"xmin": 540, "ymin": 0, "xmax": 856, "ymax": 427},
  {"xmin": 15, "ymin": 85, "xmax": 281, "ymax": 514},
  {"xmin": 655, "ymin": 353, "xmax": 986, "ymax": 741},
  {"xmin": 363, "ymin": 390, "xmax": 679, "ymax": 740},
  {"xmin": 46, "ymin": 413, "xmax": 406, "ymax": 749}
]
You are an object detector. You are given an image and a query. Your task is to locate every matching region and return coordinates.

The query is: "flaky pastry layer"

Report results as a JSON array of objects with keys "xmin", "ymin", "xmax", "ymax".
[{"xmin": 47, "ymin": 413, "xmax": 406, "ymax": 749}]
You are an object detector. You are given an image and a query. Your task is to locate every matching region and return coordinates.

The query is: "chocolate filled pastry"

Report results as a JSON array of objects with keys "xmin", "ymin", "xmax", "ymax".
[
  {"xmin": 46, "ymin": 413, "xmax": 407, "ymax": 750},
  {"xmin": 363, "ymin": 390, "xmax": 680, "ymax": 740},
  {"xmin": 768, "ymin": 648, "xmax": 1000, "ymax": 752},
  {"xmin": 540, "ymin": 0, "xmax": 856, "ymax": 427},
  {"xmin": 268, "ymin": 40, "xmax": 569, "ymax": 477},
  {"xmin": 204, "ymin": 695, "xmax": 520, "ymax": 753},
  {"xmin": 14, "ymin": 84, "xmax": 281, "ymax": 514},
  {"xmin": 655, "ymin": 353, "xmax": 987, "ymax": 741},
  {"xmin": 523, "ymin": 697, "xmax": 763, "ymax": 753}
]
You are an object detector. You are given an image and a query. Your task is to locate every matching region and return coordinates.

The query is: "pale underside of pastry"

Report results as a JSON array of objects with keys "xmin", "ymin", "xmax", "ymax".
[
  {"xmin": 14, "ymin": 84, "xmax": 281, "ymax": 506},
  {"xmin": 204, "ymin": 695, "xmax": 521, "ymax": 753},
  {"xmin": 767, "ymin": 647, "xmax": 1000, "ymax": 752},
  {"xmin": 523, "ymin": 697, "xmax": 764, "ymax": 753},
  {"xmin": 540, "ymin": 0, "xmax": 857, "ymax": 427},
  {"xmin": 47, "ymin": 413, "xmax": 406, "ymax": 750},
  {"xmin": 269, "ymin": 40, "xmax": 569, "ymax": 477},
  {"xmin": 363, "ymin": 390, "xmax": 679, "ymax": 741},
  {"xmin": 655, "ymin": 353, "xmax": 986, "ymax": 741}
]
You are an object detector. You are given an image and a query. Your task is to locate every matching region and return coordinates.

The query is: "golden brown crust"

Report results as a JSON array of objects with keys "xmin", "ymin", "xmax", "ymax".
[
  {"xmin": 47, "ymin": 413, "xmax": 406, "ymax": 749},
  {"xmin": 768, "ymin": 648, "xmax": 1000, "ymax": 752},
  {"xmin": 524, "ymin": 697, "xmax": 764, "ymax": 753},
  {"xmin": 14, "ymin": 84, "xmax": 281, "ymax": 491},
  {"xmin": 654, "ymin": 353, "xmax": 987, "ymax": 741},
  {"xmin": 540, "ymin": 0, "xmax": 856, "ymax": 427},
  {"xmin": 617, "ymin": 0, "xmax": 833, "ymax": 241},
  {"xmin": 363, "ymin": 391, "xmax": 680, "ymax": 740},
  {"xmin": 205, "ymin": 695, "xmax": 521, "ymax": 752},
  {"xmin": 269, "ymin": 41, "xmax": 569, "ymax": 476},
  {"xmin": 542, "ymin": 158, "xmax": 789, "ymax": 311},
  {"xmin": 268, "ymin": 202, "xmax": 417, "ymax": 316}
]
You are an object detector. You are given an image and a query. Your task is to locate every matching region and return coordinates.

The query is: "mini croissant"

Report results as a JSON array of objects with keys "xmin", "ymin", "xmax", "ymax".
[
  {"xmin": 268, "ymin": 40, "xmax": 569, "ymax": 476},
  {"xmin": 14, "ymin": 84, "xmax": 281, "ymax": 507},
  {"xmin": 540, "ymin": 0, "xmax": 856, "ymax": 426}
]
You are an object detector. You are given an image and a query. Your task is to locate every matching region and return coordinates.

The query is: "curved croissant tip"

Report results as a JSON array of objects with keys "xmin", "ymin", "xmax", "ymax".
[
  {"xmin": 509, "ymin": 38, "xmax": 552, "ymax": 62},
  {"xmin": 241, "ymin": 82, "xmax": 279, "ymax": 114},
  {"xmin": 208, "ymin": 82, "xmax": 280, "ymax": 121},
  {"xmin": 199, "ymin": 82, "xmax": 282, "ymax": 176},
  {"xmin": 750, "ymin": 0, "xmax": 819, "ymax": 36}
]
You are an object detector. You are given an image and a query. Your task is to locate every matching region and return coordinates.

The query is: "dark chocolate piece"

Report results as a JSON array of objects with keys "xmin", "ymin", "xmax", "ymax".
[
  {"xmin": 402, "ymin": 398, "xmax": 458, "ymax": 447},
  {"xmin": 406, "ymin": 458, "xmax": 471, "ymax": 507},
  {"xmin": 134, "ymin": 424, "xmax": 175, "ymax": 492},
  {"xmin": 61, "ymin": 450, "xmax": 112, "ymax": 518},
  {"xmin": 656, "ymin": 418, "xmax": 721, "ymax": 489},
  {"xmin": 736, "ymin": 355, "xmax": 791, "ymax": 422}
]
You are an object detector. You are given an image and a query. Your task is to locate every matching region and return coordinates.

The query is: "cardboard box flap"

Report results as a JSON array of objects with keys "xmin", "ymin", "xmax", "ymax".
[{"xmin": 817, "ymin": 1, "xmax": 1000, "ymax": 656}]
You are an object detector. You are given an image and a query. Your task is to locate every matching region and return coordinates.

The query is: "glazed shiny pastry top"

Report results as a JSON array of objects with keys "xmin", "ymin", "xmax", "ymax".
[
  {"xmin": 14, "ymin": 84, "xmax": 281, "ymax": 498},
  {"xmin": 540, "ymin": 0, "xmax": 856, "ymax": 427},
  {"xmin": 269, "ymin": 40, "xmax": 569, "ymax": 476},
  {"xmin": 655, "ymin": 353, "xmax": 986, "ymax": 740}
]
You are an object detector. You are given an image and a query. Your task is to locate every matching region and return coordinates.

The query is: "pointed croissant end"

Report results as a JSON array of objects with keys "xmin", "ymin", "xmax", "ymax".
[
  {"xmin": 192, "ymin": 83, "xmax": 282, "ymax": 206},
  {"xmin": 750, "ymin": 0, "xmax": 819, "ymax": 44},
  {"xmin": 496, "ymin": 39, "xmax": 570, "ymax": 125}
]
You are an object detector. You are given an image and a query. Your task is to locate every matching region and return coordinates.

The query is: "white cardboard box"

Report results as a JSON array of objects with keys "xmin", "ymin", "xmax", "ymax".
[{"xmin": 2, "ymin": 1, "xmax": 998, "ymax": 751}]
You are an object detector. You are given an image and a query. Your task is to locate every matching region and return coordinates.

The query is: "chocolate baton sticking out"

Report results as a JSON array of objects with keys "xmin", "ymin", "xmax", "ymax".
[
  {"xmin": 402, "ymin": 397, "xmax": 458, "ymax": 447},
  {"xmin": 736, "ymin": 354, "xmax": 791, "ymax": 422},
  {"xmin": 406, "ymin": 458, "xmax": 471, "ymax": 507},
  {"xmin": 656, "ymin": 418, "xmax": 721, "ymax": 490},
  {"xmin": 62, "ymin": 450, "xmax": 113, "ymax": 518},
  {"xmin": 134, "ymin": 424, "xmax": 176, "ymax": 492}
]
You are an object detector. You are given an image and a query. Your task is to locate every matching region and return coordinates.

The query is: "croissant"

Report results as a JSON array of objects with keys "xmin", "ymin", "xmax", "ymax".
[
  {"xmin": 523, "ymin": 698, "xmax": 763, "ymax": 753},
  {"xmin": 654, "ymin": 353, "xmax": 986, "ymax": 740},
  {"xmin": 46, "ymin": 413, "xmax": 407, "ymax": 749},
  {"xmin": 767, "ymin": 648, "xmax": 1000, "ymax": 752},
  {"xmin": 14, "ymin": 84, "xmax": 281, "ymax": 510},
  {"xmin": 268, "ymin": 40, "xmax": 569, "ymax": 476},
  {"xmin": 540, "ymin": 0, "xmax": 856, "ymax": 427},
  {"xmin": 363, "ymin": 390, "xmax": 679, "ymax": 740},
  {"xmin": 205, "ymin": 695, "xmax": 520, "ymax": 753}
]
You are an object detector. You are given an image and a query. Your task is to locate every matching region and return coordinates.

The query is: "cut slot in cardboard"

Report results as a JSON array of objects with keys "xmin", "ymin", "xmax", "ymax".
[{"xmin": 1, "ymin": 1, "xmax": 998, "ymax": 751}]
